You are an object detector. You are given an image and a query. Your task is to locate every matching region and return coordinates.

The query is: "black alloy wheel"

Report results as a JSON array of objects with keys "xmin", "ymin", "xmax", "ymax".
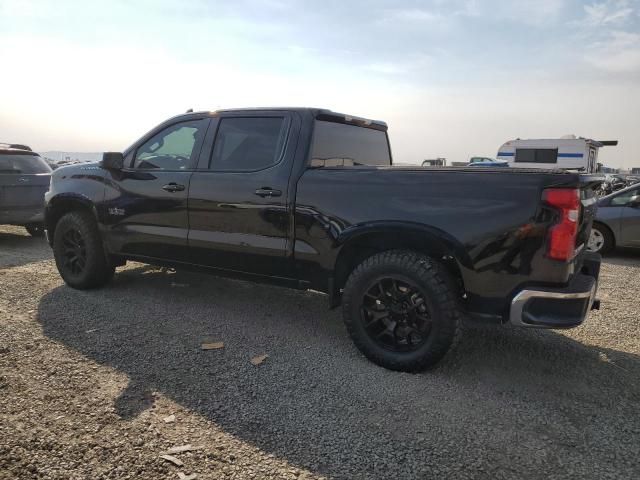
[
  {"xmin": 361, "ymin": 276, "xmax": 432, "ymax": 352},
  {"xmin": 61, "ymin": 228, "xmax": 87, "ymax": 276}
]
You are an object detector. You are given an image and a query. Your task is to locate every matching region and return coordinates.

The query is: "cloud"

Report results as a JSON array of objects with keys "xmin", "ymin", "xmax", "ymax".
[
  {"xmin": 585, "ymin": 30, "xmax": 640, "ymax": 73},
  {"xmin": 386, "ymin": 8, "xmax": 444, "ymax": 23},
  {"xmin": 583, "ymin": 0, "xmax": 635, "ymax": 26}
]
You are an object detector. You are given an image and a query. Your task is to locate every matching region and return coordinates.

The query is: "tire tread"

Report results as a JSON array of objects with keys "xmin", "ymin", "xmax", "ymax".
[{"xmin": 53, "ymin": 211, "xmax": 114, "ymax": 289}]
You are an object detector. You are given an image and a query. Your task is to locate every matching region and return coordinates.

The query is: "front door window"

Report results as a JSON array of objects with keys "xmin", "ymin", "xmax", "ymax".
[{"xmin": 134, "ymin": 120, "xmax": 207, "ymax": 170}]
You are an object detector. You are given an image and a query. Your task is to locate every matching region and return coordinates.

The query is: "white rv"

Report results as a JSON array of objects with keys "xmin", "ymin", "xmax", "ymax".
[{"xmin": 496, "ymin": 136, "xmax": 617, "ymax": 173}]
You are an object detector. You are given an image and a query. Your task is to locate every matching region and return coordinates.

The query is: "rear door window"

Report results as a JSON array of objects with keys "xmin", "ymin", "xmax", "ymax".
[
  {"xmin": 209, "ymin": 117, "xmax": 289, "ymax": 171},
  {"xmin": 0, "ymin": 154, "xmax": 52, "ymax": 174},
  {"xmin": 310, "ymin": 121, "xmax": 391, "ymax": 167}
]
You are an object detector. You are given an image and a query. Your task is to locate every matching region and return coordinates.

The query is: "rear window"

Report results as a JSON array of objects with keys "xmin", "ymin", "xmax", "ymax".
[
  {"xmin": 515, "ymin": 148, "xmax": 558, "ymax": 164},
  {"xmin": 310, "ymin": 121, "xmax": 391, "ymax": 167},
  {"xmin": 0, "ymin": 154, "xmax": 52, "ymax": 174}
]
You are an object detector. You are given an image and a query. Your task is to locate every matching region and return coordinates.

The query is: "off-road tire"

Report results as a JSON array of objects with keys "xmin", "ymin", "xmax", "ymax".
[
  {"xmin": 342, "ymin": 250, "xmax": 462, "ymax": 372},
  {"xmin": 53, "ymin": 211, "xmax": 115, "ymax": 289}
]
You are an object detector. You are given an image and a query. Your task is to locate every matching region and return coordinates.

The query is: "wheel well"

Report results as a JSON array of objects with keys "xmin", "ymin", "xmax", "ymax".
[
  {"xmin": 333, "ymin": 231, "xmax": 466, "ymax": 302},
  {"xmin": 46, "ymin": 198, "xmax": 94, "ymax": 241}
]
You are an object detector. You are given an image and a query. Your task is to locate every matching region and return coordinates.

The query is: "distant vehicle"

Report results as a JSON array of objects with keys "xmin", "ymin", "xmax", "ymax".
[
  {"xmin": 43, "ymin": 158, "xmax": 59, "ymax": 170},
  {"xmin": 422, "ymin": 158, "xmax": 446, "ymax": 167},
  {"xmin": 468, "ymin": 160, "xmax": 509, "ymax": 167},
  {"xmin": 497, "ymin": 136, "xmax": 618, "ymax": 173},
  {"xmin": 588, "ymin": 183, "xmax": 640, "ymax": 253},
  {"xmin": 469, "ymin": 156, "xmax": 496, "ymax": 164},
  {"xmin": 0, "ymin": 144, "xmax": 51, "ymax": 236}
]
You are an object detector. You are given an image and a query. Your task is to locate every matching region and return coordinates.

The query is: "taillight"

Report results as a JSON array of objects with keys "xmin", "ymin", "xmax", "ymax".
[{"xmin": 542, "ymin": 188, "xmax": 580, "ymax": 261}]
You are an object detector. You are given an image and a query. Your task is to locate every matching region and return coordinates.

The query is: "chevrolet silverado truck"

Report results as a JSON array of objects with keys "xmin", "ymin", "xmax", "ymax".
[{"xmin": 44, "ymin": 108, "xmax": 602, "ymax": 371}]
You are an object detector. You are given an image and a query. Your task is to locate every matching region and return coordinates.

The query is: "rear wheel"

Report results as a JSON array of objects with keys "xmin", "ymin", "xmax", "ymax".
[
  {"xmin": 587, "ymin": 223, "xmax": 613, "ymax": 254},
  {"xmin": 342, "ymin": 250, "xmax": 462, "ymax": 372},
  {"xmin": 25, "ymin": 223, "xmax": 45, "ymax": 237},
  {"xmin": 53, "ymin": 211, "xmax": 115, "ymax": 289}
]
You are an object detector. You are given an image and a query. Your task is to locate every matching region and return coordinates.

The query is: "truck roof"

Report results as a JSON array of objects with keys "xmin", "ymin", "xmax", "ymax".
[{"xmin": 174, "ymin": 107, "xmax": 388, "ymax": 131}]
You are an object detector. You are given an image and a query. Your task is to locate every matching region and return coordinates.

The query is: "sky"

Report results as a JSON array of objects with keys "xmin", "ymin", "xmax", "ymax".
[{"xmin": 1, "ymin": 0, "xmax": 639, "ymax": 167}]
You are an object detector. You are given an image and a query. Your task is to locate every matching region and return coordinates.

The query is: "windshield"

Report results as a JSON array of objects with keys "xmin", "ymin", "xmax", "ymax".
[{"xmin": 0, "ymin": 154, "xmax": 52, "ymax": 174}]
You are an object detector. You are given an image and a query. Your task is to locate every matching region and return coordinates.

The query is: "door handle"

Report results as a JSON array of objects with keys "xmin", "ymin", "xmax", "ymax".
[
  {"xmin": 254, "ymin": 187, "xmax": 282, "ymax": 198},
  {"xmin": 162, "ymin": 183, "xmax": 185, "ymax": 192}
]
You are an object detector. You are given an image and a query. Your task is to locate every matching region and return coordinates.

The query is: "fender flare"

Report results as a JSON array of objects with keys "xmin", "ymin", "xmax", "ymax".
[
  {"xmin": 332, "ymin": 221, "xmax": 474, "ymax": 284},
  {"xmin": 45, "ymin": 193, "xmax": 100, "ymax": 242}
]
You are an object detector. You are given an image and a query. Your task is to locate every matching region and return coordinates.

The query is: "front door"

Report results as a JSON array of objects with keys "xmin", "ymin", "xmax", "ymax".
[
  {"xmin": 188, "ymin": 112, "xmax": 299, "ymax": 278},
  {"xmin": 103, "ymin": 117, "xmax": 209, "ymax": 262},
  {"xmin": 619, "ymin": 186, "xmax": 640, "ymax": 247}
]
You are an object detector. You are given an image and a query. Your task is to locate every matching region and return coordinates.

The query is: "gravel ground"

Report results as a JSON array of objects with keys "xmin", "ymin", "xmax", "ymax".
[{"xmin": 1, "ymin": 224, "xmax": 639, "ymax": 480}]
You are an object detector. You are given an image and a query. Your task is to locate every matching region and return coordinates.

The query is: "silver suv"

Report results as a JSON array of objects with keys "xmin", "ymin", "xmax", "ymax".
[{"xmin": 0, "ymin": 144, "xmax": 51, "ymax": 236}]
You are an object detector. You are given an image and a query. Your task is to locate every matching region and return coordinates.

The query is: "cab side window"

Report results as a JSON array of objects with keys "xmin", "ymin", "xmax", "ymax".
[
  {"xmin": 210, "ymin": 117, "xmax": 288, "ymax": 171},
  {"xmin": 134, "ymin": 119, "xmax": 206, "ymax": 170}
]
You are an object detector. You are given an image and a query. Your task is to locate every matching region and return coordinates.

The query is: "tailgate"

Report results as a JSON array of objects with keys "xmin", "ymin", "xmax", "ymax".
[{"xmin": 0, "ymin": 174, "xmax": 50, "ymax": 208}]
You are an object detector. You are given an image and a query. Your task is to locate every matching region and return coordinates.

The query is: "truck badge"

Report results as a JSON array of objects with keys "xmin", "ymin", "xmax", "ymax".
[{"xmin": 108, "ymin": 207, "xmax": 125, "ymax": 216}]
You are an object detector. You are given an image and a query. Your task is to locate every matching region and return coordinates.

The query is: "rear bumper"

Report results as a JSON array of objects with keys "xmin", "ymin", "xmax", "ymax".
[
  {"xmin": 0, "ymin": 207, "xmax": 44, "ymax": 226},
  {"xmin": 509, "ymin": 253, "xmax": 601, "ymax": 329}
]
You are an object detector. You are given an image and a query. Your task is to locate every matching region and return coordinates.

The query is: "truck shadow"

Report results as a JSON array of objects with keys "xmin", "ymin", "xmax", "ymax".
[{"xmin": 36, "ymin": 266, "xmax": 640, "ymax": 479}]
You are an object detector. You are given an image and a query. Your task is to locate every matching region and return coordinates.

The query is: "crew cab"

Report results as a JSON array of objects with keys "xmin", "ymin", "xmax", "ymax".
[{"xmin": 45, "ymin": 108, "xmax": 602, "ymax": 371}]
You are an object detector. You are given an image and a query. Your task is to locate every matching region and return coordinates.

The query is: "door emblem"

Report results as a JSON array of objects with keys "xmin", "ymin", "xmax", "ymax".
[
  {"xmin": 108, "ymin": 207, "xmax": 125, "ymax": 216},
  {"xmin": 18, "ymin": 177, "xmax": 29, "ymax": 183}
]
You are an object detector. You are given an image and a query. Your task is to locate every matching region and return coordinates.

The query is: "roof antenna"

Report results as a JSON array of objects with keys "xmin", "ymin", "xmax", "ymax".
[{"xmin": 186, "ymin": 108, "xmax": 193, "ymax": 113}]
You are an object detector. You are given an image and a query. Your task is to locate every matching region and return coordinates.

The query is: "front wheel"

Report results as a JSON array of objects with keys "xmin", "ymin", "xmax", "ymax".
[
  {"xmin": 53, "ymin": 211, "xmax": 115, "ymax": 289},
  {"xmin": 342, "ymin": 250, "xmax": 462, "ymax": 372}
]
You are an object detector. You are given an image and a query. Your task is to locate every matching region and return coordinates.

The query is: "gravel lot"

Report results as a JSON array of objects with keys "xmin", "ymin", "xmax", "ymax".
[{"xmin": 1, "ymin": 224, "xmax": 639, "ymax": 480}]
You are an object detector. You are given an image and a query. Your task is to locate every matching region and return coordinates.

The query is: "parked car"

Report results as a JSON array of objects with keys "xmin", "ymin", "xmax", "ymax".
[
  {"xmin": 468, "ymin": 156, "xmax": 497, "ymax": 164},
  {"xmin": 45, "ymin": 108, "xmax": 602, "ymax": 371},
  {"xmin": 467, "ymin": 160, "xmax": 509, "ymax": 167},
  {"xmin": 587, "ymin": 183, "xmax": 640, "ymax": 253},
  {"xmin": 0, "ymin": 144, "xmax": 51, "ymax": 236}
]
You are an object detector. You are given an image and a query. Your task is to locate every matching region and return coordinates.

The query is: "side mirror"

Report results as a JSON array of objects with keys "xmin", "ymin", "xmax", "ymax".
[
  {"xmin": 628, "ymin": 195, "xmax": 640, "ymax": 208},
  {"xmin": 101, "ymin": 152, "xmax": 124, "ymax": 170}
]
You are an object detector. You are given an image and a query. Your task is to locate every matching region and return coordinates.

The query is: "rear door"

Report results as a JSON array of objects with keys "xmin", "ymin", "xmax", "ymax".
[
  {"xmin": 0, "ymin": 153, "xmax": 51, "ymax": 222},
  {"xmin": 188, "ymin": 111, "xmax": 299, "ymax": 278},
  {"xmin": 102, "ymin": 117, "xmax": 209, "ymax": 261}
]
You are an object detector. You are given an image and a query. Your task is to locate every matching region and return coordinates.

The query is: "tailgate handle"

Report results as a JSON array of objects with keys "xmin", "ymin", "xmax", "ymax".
[{"xmin": 255, "ymin": 187, "xmax": 282, "ymax": 198}]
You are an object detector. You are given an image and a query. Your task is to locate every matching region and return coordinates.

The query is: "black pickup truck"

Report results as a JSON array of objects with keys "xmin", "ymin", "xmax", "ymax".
[{"xmin": 44, "ymin": 108, "xmax": 602, "ymax": 371}]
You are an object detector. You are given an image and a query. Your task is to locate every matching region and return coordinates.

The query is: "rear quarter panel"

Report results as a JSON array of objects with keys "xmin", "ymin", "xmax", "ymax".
[{"xmin": 295, "ymin": 167, "xmax": 581, "ymax": 317}]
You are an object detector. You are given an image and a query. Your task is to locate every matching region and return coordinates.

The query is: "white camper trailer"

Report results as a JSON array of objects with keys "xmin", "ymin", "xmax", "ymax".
[{"xmin": 496, "ymin": 136, "xmax": 617, "ymax": 173}]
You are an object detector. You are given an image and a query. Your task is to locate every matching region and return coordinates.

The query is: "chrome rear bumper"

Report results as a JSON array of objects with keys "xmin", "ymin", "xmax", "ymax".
[{"xmin": 510, "ymin": 275, "xmax": 597, "ymax": 328}]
